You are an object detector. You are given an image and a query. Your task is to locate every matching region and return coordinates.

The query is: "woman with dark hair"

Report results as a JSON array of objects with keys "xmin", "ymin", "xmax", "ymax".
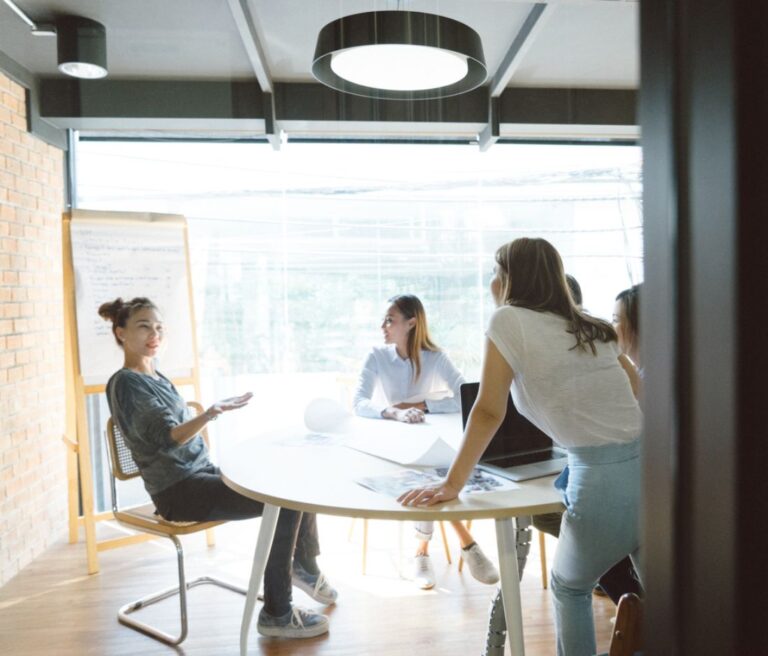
[
  {"xmin": 614, "ymin": 283, "xmax": 642, "ymax": 373},
  {"xmin": 353, "ymin": 294, "xmax": 499, "ymax": 590},
  {"xmin": 399, "ymin": 239, "xmax": 642, "ymax": 656},
  {"xmin": 99, "ymin": 297, "xmax": 335, "ymax": 639}
]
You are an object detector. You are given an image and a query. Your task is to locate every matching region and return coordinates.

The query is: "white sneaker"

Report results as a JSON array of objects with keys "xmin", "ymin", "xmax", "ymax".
[
  {"xmin": 413, "ymin": 554, "xmax": 436, "ymax": 590},
  {"xmin": 462, "ymin": 543, "xmax": 500, "ymax": 585}
]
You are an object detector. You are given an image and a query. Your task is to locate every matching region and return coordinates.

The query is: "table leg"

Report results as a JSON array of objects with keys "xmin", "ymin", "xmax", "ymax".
[
  {"xmin": 495, "ymin": 517, "xmax": 525, "ymax": 656},
  {"xmin": 240, "ymin": 504, "xmax": 280, "ymax": 656}
]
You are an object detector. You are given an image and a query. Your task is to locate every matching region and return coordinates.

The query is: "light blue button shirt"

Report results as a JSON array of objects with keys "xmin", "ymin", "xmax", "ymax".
[{"xmin": 352, "ymin": 345, "xmax": 465, "ymax": 418}]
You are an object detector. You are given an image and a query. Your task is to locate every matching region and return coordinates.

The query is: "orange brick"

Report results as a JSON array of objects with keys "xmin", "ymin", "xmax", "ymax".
[
  {"xmin": 7, "ymin": 79, "xmax": 25, "ymax": 101},
  {"xmin": 2, "ymin": 304, "xmax": 19, "ymax": 318},
  {"xmin": 5, "ymin": 335, "xmax": 22, "ymax": 349}
]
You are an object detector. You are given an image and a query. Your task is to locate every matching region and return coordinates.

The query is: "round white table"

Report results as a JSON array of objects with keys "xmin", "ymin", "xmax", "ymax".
[{"xmin": 222, "ymin": 420, "xmax": 564, "ymax": 656}]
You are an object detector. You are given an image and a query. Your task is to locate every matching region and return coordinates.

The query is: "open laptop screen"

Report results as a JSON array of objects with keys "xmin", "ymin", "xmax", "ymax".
[{"xmin": 459, "ymin": 382, "xmax": 554, "ymax": 465}]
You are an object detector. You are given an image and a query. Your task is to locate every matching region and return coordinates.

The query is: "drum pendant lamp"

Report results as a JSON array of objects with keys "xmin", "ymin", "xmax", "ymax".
[{"xmin": 312, "ymin": 11, "xmax": 486, "ymax": 101}]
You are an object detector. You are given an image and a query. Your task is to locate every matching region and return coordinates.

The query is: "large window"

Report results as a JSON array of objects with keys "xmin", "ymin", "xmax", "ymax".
[{"xmin": 77, "ymin": 139, "xmax": 641, "ymax": 506}]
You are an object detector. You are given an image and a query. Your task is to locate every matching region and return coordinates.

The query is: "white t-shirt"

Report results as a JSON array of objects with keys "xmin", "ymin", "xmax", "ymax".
[
  {"xmin": 353, "ymin": 345, "xmax": 465, "ymax": 418},
  {"xmin": 486, "ymin": 305, "xmax": 642, "ymax": 449}
]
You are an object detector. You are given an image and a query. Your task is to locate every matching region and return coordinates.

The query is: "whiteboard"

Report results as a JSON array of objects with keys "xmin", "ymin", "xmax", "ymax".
[{"xmin": 69, "ymin": 213, "xmax": 195, "ymax": 385}]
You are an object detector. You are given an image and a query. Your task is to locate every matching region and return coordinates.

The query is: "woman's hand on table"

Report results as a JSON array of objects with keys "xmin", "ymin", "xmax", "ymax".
[
  {"xmin": 398, "ymin": 481, "xmax": 461, "ymax": 507},
  {"xmin": 383, "ymin": 405, "xmax": 426, "ymax": 423}
]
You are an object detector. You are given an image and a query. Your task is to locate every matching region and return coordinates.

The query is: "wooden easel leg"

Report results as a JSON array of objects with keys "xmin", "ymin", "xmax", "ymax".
[
  {"xmin": 75, "ymin": 397, "xmax": 99, "ymax": 574},
  {"xmin": 64, "ymin": 437, "xmax": 79, "ymax": 544}
]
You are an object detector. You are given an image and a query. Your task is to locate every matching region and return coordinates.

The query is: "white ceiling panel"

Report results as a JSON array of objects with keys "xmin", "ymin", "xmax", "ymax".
[
  {"xmin": 0, "ymin": 0, "xmax": 638, "ymax": 87},
  {"xmin": 0, "ymin": 0, "xmax": 254, "ymax": 78},
  {"xmin": 511, "ymin": 2, "xmax": 638, "ymax": 88}
]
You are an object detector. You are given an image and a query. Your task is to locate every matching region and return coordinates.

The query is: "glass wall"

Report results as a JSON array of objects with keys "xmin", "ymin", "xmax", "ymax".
[{"xmin": 76, "ymin": 139, "xmax": 641, "ymax": 507}]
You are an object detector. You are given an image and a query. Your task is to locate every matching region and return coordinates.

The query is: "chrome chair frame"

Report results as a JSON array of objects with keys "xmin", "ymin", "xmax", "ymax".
[{"xmin": 105, "ymin": 402, "xmax": 250, "ymax": 646}]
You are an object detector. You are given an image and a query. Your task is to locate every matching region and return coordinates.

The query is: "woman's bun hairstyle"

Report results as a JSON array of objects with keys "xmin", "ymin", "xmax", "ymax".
[{"xmin": 98, "ymin": 297, "xmax": 157, "ymax": 347}]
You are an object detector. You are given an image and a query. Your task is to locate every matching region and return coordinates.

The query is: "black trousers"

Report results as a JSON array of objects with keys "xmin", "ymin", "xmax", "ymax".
[
  {"xmin": 152, "ymin": 464, "xmax": 320, "ymax": 616},
  {"xmin": 532, "ymin": 511, "xmax": 642, "ymax": 604}
]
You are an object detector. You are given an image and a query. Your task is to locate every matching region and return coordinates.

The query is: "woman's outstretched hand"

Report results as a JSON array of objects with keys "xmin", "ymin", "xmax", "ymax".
[
  {"xmin": 398, "ymin": 480, "xmax": 461, "ymax": 507},
  {"xmin": 206, "ymin": 392, "xmax": 253, "ymax": 420}
]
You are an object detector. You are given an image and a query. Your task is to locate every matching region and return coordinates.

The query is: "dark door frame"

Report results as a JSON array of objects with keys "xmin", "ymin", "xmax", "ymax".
[{"xmin": 641, "ymin": 2, "xmax": 768, "ymax": 653}]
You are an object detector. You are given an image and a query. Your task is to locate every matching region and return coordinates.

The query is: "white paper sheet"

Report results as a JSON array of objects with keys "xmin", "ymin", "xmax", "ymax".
[{"xmin": 340, "ymin": 416, "xmax": 459, "ymax": 467}]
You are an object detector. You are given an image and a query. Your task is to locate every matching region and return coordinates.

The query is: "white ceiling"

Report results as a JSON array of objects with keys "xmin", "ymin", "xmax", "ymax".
[{"xmin": 0, "ymin": 0, "xmax": 638, "ymax": 88}]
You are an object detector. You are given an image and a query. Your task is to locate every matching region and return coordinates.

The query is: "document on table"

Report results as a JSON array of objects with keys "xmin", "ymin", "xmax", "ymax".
[
  {"xmin": 356, "ymin": 467, "xmax": 518, "ymax": 498},
  {"xmin": 341, "ymin": 416, "xmax": 458, "ymax": 467}
]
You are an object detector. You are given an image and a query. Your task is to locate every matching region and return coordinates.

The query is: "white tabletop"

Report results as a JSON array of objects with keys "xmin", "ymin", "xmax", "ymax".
[
  {"xmin": 223, "ymin": 414, "xmax": 565, "ymax": 656},
  {"xmin": 221, "ymin": 415, "xmax": 564, "ymax": 521}
]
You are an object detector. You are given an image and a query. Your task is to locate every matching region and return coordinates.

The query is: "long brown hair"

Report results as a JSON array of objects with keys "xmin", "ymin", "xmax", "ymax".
[
  {"xmin": 98, "ymin": 297, "xmax": 158, "ymax": 347},
  {"xmin": 388, "ymin": 294, "xmax": 439, "ymax": 380},
  {"xmin": 494, "ymin": 238, "xmax": 616, "ymax": 354}
]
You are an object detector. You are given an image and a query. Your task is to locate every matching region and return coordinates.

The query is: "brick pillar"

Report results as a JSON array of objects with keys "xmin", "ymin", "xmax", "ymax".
[{"xmin": 0, "ymin": 71, "xmax": 67, "ymax": 585}]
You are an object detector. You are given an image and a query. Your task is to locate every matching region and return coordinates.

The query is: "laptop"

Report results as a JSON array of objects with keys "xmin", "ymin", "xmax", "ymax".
[{"xmin": 460, "ymin": 382, "xmax": 567, "ymax": 482}]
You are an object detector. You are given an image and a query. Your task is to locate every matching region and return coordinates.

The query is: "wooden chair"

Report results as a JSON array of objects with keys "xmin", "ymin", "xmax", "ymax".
[
  {"xmin": 105, "ymin": 402, "xmax": 247, "ymax": 646},
  {"xmin": 458, "ymin": 520, "xmax": 550, "ymax": 588},
  {"xmin": 349, "ymin": 518, "xmax": 453, "ymax": 574},
  {"xmin": 608, "ymin": 592, "xmax": 643, "ymax": 656}
]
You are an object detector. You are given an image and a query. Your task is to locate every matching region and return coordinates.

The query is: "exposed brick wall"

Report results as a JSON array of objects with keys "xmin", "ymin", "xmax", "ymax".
[{"xmin": 0, "ymin": 71, "xmax": 67, "ymax": 585}]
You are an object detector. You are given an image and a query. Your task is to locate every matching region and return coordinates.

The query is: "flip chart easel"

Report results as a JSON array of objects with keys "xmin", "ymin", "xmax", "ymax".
[{"xmin": 62, "ymin": 209, "xmax": 204, "ymax": 574}]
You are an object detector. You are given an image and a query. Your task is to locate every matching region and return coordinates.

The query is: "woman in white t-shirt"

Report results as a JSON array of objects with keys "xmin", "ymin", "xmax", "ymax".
[
  {"xmin": 399, "ymin": 240, "xmax": 643, "ymax": 656},
  {"xmin": 353, "ymin": 294, "xmax": 499, "ymax": 590}
]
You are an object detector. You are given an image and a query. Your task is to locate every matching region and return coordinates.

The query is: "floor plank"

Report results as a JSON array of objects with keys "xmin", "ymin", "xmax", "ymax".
[{"xmin": 0, "ymin": 515, "xmax": 616, "ymax": 655}]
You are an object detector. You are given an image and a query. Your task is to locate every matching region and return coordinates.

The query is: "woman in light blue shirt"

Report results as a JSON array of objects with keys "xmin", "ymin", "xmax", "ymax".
[{"xmin": 353, "ymin": 294, "xmax": 499, "ymax": 590}]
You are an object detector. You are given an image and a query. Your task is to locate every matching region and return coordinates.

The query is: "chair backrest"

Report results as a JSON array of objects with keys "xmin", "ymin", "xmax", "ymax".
[
  {"xmin": 105, "ymin": 401, "xmax": 209, "ymax": 482},
  {"xmin": 106, "ymin": 417, "xmax": 141, "ymax": 481},
  {"xmin": 608, "ymin": 592, "xmax": 643, "ymax": 656}
]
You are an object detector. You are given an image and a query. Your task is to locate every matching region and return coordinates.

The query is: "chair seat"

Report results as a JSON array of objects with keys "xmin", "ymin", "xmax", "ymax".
[{"xmin": 114, "ymin": 503, "xmax": 223, "ymax": 536}]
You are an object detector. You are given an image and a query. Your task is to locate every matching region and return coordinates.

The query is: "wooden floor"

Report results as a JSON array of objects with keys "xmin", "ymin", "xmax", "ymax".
[{"xmin": 0, "ymin": 515, "xmax": 616, "ymax": 655}]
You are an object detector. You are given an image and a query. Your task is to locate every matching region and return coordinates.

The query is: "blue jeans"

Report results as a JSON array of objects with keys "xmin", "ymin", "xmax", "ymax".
[{"xmin": 550, "ymin": 440, "xmax": 642, "ymax": 656}]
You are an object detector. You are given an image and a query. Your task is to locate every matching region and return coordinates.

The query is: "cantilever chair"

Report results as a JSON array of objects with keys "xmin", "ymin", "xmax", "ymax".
[{"xmin": 105, "ymin": 401, "xmax": 248, "ymax": 646}]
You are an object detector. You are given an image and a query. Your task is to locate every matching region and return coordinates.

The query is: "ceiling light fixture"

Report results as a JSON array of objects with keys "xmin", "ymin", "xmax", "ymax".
[
  {"xmin": 312, "ymin": 10, "xmax": 486, "ymax": 101},
  {"xmin": 57, "ymin": 15, "xmax": 108, "ymax": 79}
]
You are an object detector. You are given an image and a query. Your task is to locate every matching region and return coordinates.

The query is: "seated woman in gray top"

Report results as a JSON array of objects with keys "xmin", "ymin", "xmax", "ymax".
[
  {"xmin": 352, "ymin": 294, "xmax": 499, "ymax": 590},
  {"xmin": 99, "ymin": 296, "xmax": 334, "ymax": 639}
]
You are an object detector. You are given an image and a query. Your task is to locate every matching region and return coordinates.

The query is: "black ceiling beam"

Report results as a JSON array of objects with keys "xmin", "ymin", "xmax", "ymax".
[
  {"xmin": 499, "ymin": 87, "xmax": 637, "ymax": 126},
  {"xmin": 35, "ymin": 78, "xmax": 636, "ymax": 138},
  {"xmin": 273, "ymin": 82, "xmax": 487, "ymax": 123},
  {"xmin": 39, "ymin": 78, "xmax": 265, "ymax": 130}
]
